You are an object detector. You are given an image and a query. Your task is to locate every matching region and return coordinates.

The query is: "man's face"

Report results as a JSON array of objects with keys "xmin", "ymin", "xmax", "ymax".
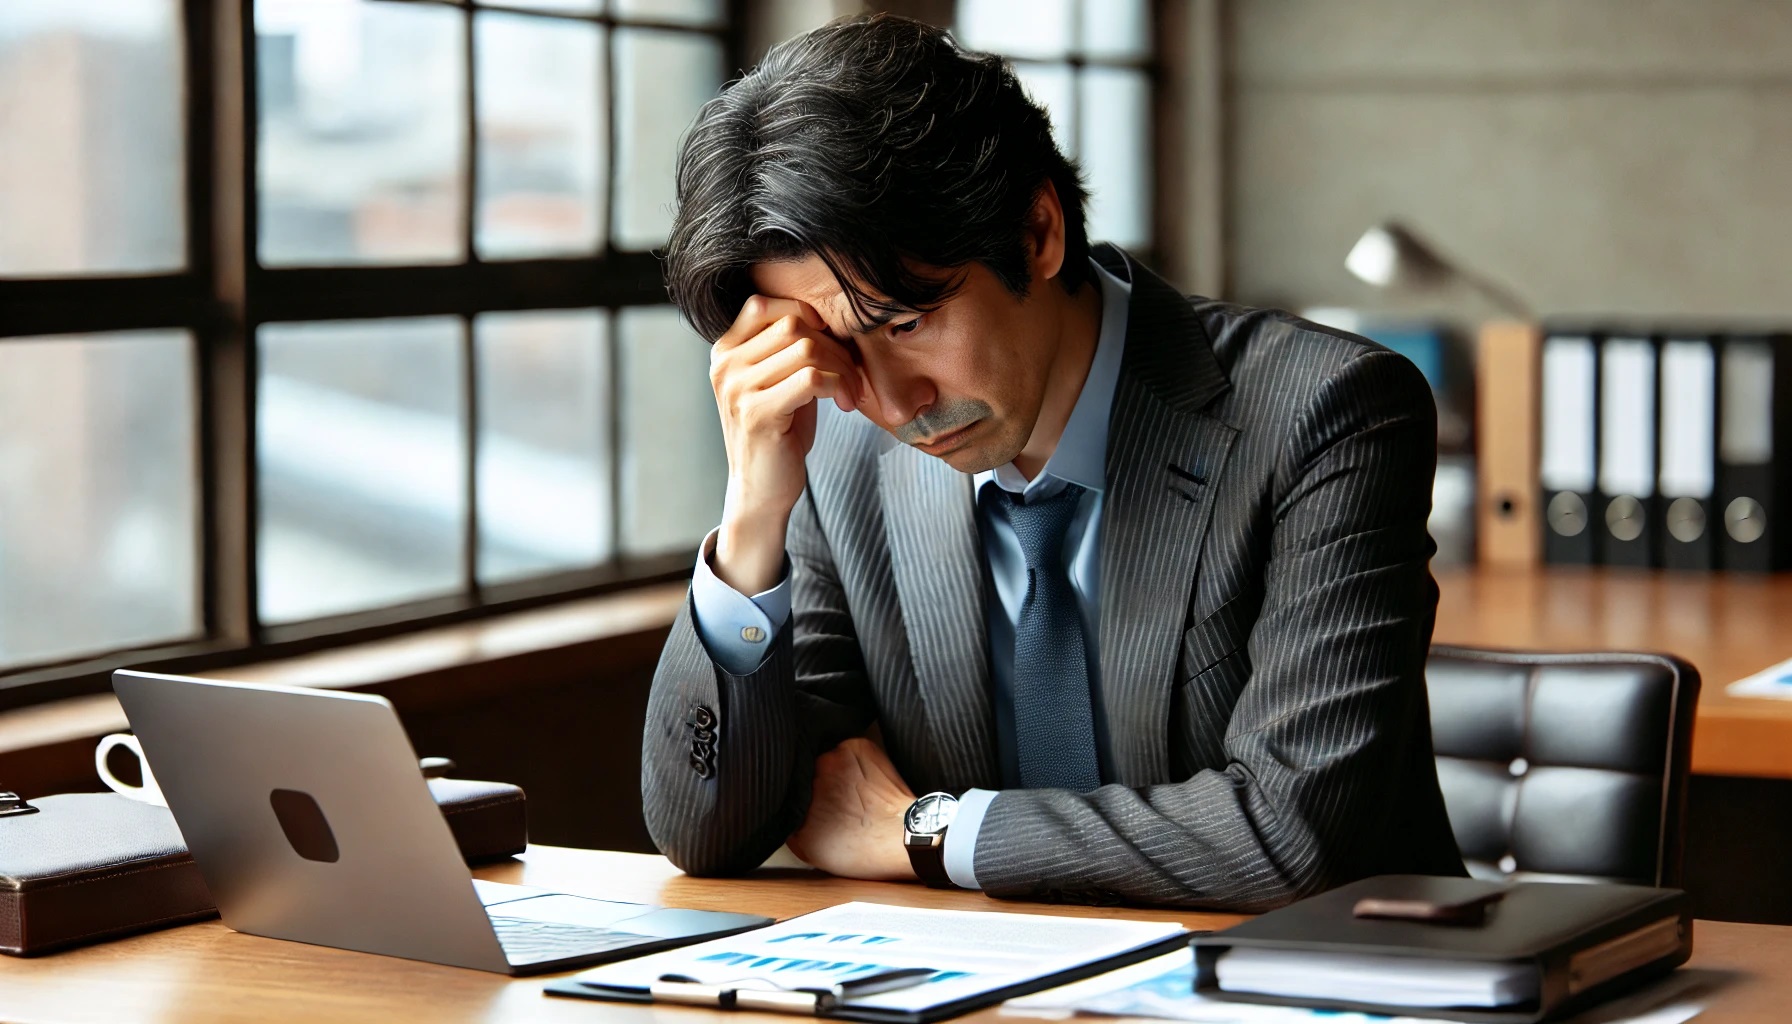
[{"xmin": 748, "ymin": 256, "xmax": 1061, "ymax": 474}]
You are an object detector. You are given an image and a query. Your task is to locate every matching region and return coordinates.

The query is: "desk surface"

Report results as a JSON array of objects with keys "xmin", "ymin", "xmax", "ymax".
[
  {"xmin": 1433, "ymin": 566, "xmax": 1792, "ymax": 779},
  {"xmin": 0, "ymin": 847, "xmax": 1785, "ymax": 1024}
]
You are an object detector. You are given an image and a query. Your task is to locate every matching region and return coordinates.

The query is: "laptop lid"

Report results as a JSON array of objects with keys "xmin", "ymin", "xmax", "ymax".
[{"xmin": 111, "ymin": 670, "xmax": 510, "ymax": 973}]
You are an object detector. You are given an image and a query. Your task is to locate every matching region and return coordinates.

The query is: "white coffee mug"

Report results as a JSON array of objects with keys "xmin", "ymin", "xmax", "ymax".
[{"xmin": 95, "ymin": 733, "xmax": 167, "ymax": 807}]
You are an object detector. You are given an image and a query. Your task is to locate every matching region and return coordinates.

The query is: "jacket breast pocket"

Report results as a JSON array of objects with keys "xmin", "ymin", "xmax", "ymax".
[
  {"xmin": 1180, "ymin": 595, "xmax": 1248, "ymax": 680},
  {"xmin": 1171, "ymin": 596, "xmax": 1260, "ymax": 776}
]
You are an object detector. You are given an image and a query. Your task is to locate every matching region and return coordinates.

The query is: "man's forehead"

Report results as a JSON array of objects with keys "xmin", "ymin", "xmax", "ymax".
[
  {"xmin": 749, "ymin": 255, "xmax": 890, "ymax": 338},
  {"xmin": 751, "ymin": 258, "xmax": 854, "ymax": 332}
]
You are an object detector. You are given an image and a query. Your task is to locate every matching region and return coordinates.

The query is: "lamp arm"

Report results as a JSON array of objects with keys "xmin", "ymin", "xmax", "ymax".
[{"xmin": 1455, "ymin": 266, "xmax": 1535, "ymax": 322}]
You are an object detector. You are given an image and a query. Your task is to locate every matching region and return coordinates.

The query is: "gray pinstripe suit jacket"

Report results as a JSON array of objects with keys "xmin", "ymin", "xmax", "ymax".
[{"xmin": 643, "ymin": 245, "xmax": 1466, "ymax": 910}]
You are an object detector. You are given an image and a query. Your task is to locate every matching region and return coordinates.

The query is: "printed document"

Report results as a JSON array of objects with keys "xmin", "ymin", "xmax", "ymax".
[
  {"xmin": 1728, "ymin": 656, "xmax": 1792, "ymax": 699},
  {"xmin": 570, "ymin": 901, "xmax": 1184, "ymax": 1013}
]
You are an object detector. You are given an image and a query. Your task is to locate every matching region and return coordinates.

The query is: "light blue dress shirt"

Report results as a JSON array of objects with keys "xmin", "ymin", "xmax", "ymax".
[{"xmin": 689, "ymin": 259, "xmax": 1132, "ymax": 890}]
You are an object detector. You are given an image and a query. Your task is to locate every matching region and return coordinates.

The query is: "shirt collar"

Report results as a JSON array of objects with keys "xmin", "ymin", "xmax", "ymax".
[{"xmin": 976, "ymin": 257, "xmax": 1133, "ymax": 500}]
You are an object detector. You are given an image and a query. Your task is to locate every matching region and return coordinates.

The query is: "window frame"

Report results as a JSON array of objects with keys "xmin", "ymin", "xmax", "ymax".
[
  {"xmin": 942, "ymin": 0, "xmax": 1164, "ymax": 265},
  {"xmin": 0, "ymin": 0, "xmax": 747, "ymax": 708}
]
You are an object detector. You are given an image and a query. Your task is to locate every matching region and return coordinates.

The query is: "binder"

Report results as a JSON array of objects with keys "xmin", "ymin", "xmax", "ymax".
[
  {"xmin": 1596, "ymin": 335, "xmax": 1658, "ymax": 568},
  {"xmin": 1657, "ymin": 336, "xmax": 1719, "ymax": 571},
  {"xmin": 1191, "ymin": 875, "xmax": 1691, "ymax": 1024},
  {"xmin": 1475, "ymin": 322, "xmax": 1542, "ymax": 567},
  {"xmin": 1716, "ymin": 333, "xmax": 1792, "ymax": 572},
  {"xmin": 1538, "ymin": 333, "xmax": 1598, "ymax": 565}
]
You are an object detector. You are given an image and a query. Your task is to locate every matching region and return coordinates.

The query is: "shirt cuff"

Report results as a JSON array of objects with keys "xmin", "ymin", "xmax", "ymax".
[
  {"xmin": 943, "ymin": 788, "xmax": 998, "ymax": 890},
  {"xmin": 689, "ymin": 527, "xmax": 792, "ymax": 675}
]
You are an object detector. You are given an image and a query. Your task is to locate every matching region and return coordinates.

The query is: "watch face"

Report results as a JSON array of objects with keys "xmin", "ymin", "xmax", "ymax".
[{"xmin": 905, "ymin": 793, "xmax": 958, "ymax": 835}]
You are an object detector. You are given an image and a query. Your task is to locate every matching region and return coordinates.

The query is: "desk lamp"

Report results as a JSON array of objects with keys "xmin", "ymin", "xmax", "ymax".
[{"xmin": 1345, "ymin": 221, "xmax": 1534, "ymax": 321}]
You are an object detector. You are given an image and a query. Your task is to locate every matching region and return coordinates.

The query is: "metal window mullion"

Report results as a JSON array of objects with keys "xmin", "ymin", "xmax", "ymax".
[
  {"xmin": 199, "ymin": 0, "xmax": 260, "ymax": 646},
  {"xmin": 462, "ymin": 4, "xmax": 483, "ymax": 598},
  {"xmin": 462, "ymin": 315, "xmax": 482, "ymax": 596},
  {"xmin": 606, "ymin": 307, "xmax": 624, "ymax": 564},
  {"xmin": 603, "ymin": 21, "xmax": 625, "ymax": 562}
]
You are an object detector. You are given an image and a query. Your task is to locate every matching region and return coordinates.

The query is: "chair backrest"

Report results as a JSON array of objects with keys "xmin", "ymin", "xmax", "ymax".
[{"xmin": 1425, "ymin": 645, "xmax": 1699, "ymax": 888}]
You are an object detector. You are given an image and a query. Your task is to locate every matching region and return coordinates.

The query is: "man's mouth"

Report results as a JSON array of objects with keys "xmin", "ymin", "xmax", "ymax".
[{"xmin": 914, "ymin": 420, "xmax": 980, "ymax": 455}]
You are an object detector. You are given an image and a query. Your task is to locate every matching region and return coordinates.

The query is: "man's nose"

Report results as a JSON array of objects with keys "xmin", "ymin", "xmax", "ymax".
[{"xmin": 865, "ymin": 367, "xmax": 936, "ymax": 430}]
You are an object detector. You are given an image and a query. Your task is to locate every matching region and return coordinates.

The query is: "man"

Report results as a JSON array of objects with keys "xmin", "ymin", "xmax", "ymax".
[{"xmin": 642, "ymin": 13, "xmax": 1465, "ymax": 910}]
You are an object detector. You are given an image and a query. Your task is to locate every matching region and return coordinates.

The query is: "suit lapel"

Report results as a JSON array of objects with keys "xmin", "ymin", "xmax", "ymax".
[
  {"xmin": 879, "ymin": 444, "xmax": 1000, "ymax": 789},
  {"xmin": 1094, "ymin": 246, "xmax": 1239, "ymax": 785}
]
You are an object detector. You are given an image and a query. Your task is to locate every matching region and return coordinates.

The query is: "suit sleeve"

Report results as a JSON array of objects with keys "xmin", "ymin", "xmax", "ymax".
[
  {"xmin": 968, "ymin": 349, "xmax": 1442, "ymax": 910},
  {"xmin": 641, "ymin": 485, "xmax": 879, "ymax": 876}
]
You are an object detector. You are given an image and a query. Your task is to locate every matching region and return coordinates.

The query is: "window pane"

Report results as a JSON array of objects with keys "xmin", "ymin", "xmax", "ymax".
[
  {"xmin": 476, "ymin": 13, "xmax": 605, "ymax": 259},
  {"xmin": 0, "ymin": 332, "xmax": 197, "ymax": 668},
  {"xmin": 476, "ymin": 310, "xmax": 612, "ymax": 582},
  {"xmin": 257, "ymin": 0, "xmax": 467, "ymax": 266},
  {"xmin": 1015, "ymin": 64, "xmax": 1076, "ymax": 159},
  {"xmin": 1079, "ymin": 67, "xmax": 1150, "ymax": 248},
  {"xmin": 0, "ymin": 1, "xmax": 183, "ymax": 276},
  {"xmin": 1079, "ymin": 0, "xmax": 1148, "ymax": 61},
  {"xmin": 613, "ymin": 30, "xmax": 723, "ymax": 250},
  {"xmin": 956, "ymin": 0, "xmax": 1073, "ymax": 59},
  {"xmin": 614, "ymin": 0, "xmax": 723, "ymax": 28},
  {"xmin": 258, "ymin": 318, "xmax": 466, "ymax": 623},
  {"xmin": 618, "ymin": 307, "xmax": 724, "ymax": 556}
]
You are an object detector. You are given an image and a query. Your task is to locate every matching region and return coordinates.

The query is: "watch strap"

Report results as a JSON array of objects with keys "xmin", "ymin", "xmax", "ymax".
[{"xmin": 905, "ymin": 836, "xmax": 954, "ymax": 889}]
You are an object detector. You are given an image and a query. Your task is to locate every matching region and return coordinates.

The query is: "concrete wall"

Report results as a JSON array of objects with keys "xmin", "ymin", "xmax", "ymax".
[{"xmin": 1223, "ymin": 0, "xmax": 1792, "ymax": 321}]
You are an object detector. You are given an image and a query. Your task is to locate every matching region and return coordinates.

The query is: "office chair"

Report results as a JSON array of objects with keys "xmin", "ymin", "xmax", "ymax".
[{"xmin": 1425, "ymin": 645, "xmax": 1699, "ymax": 888}]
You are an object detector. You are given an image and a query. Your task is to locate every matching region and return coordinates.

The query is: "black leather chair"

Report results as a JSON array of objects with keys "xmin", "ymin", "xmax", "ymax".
[{"xmin": 1425, "ymin": 645, "xmax": 1699, "ymax": 888}]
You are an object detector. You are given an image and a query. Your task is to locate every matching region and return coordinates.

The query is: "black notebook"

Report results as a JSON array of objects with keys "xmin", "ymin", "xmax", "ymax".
[{"xmin": 1191, "ymin": 875, "xmax": 1690, "ymax": 1024}]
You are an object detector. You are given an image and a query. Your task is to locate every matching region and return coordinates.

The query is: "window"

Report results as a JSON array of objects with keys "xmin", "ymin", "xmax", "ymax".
[
  {"xmin": 955, "ymin": 0, "xmax": 1155, "ymax": 253},
  {"xmin": 0, "ymin": 0, "xmax": 736, "ymax": 695}
]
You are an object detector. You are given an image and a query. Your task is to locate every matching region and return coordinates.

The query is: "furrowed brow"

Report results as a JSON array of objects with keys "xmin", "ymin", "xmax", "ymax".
[{"xmin": 847, "ymin": 308, "xmax": 901, "ymax": 335}]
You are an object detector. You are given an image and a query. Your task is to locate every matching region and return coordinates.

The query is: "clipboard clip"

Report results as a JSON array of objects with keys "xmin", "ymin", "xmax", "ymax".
[{"xmin": 649, "ymin": 967, "xmax": 938, "ymax": 1015}]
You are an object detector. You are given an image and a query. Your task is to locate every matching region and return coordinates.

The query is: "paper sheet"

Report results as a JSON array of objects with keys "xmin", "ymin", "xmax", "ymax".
[
  {"xmin": 569, "ymin": 901, "xmax": 1185, "ymax": 1013},
  {"xmin": 1727, "ymin": 656, "xmax": 1792, "ymax": 699}
]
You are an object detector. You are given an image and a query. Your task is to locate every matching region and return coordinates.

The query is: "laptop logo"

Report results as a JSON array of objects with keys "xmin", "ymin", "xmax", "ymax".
[{"xmin": 269, "ymin": 789, "xmax": 340, "ymax": 863}]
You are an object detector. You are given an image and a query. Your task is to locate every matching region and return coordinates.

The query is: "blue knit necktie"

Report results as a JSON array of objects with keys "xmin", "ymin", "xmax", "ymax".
[{"xmin": 999, "ymin": 484, "xmax": 1102, "ymax": 791}]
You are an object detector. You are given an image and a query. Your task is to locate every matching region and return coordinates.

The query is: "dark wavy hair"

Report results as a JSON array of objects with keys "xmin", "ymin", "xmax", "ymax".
[{"xmin": 663, "ymin": 13, "xmax": 1091, "ymax": 341}]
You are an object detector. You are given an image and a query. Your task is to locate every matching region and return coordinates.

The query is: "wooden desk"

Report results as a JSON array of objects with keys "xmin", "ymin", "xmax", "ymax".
[
  {"xmin": 1434, "ymin": 566, "xmax": 1792, "ymax": 779},
  {"xmin": 0, "ymin": 847, "xmax": 1785, "ymax": 1024}
]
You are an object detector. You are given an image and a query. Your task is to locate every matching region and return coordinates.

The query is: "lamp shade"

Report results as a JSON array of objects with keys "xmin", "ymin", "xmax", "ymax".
[{"xmin": 1344, "ymin": 221, "xmax": 1533, "ymax": 319}]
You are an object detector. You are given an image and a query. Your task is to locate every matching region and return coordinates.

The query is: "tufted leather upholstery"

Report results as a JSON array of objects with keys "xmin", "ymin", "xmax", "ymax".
[{"xmin": 1425, "ymin": 645, "xmax": 1698, "ymax": 888}]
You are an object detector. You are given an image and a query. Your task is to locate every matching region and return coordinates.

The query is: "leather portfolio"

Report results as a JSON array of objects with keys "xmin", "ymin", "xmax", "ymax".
[
  {"xmin": 1191, "ymin": 875, "xmax": 1690, "ymax": 1024},
  {"xmin": 0, "ymin": 777, "xmax": 526, "ymax": 956}
]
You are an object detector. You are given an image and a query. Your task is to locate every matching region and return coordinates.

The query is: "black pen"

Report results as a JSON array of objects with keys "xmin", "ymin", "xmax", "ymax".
[{"xmin": 829, "ymin": 967, "xmax": 937, "ymax": 1000}]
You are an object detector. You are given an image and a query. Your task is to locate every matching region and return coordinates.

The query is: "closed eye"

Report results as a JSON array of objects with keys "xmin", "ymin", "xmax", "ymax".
[{"xmin": 891, "ymin": 316, "xmax": 924, "ymax": 336}]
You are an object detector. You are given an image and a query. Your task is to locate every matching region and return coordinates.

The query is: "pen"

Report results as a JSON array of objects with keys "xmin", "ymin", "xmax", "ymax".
[
  {"xmin": 829, "ymin": 967, "xmax": 937, "ymax": 999},
  {"xmin": 651, "ymin": 967, "xmax": 939, "ymax": 1013}
]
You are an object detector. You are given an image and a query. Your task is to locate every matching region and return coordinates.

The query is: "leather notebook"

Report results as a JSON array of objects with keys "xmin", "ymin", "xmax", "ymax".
[
  {"xmin": 0, "ymin": 776, "xmax": 526, "ymax": 957},
  {"xmin": 1190, "ymin": 875, "xmax": 1690, "ymax": 1024}
]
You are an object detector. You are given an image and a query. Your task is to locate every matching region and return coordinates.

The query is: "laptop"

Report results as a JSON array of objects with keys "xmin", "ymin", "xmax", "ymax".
[{"xmin": 111, "ymin": 669, "xmax": 772, "ymax": 975}]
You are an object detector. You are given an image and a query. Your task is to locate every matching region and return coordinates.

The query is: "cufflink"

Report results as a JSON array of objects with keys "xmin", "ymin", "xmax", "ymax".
[{"xmin": 740, "ymin": 625, "xmax": 765, "ymax": 643}]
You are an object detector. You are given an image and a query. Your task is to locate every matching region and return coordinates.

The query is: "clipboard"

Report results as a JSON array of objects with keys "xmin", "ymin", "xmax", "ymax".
[{"xmin": 542, "ymin": 901, "xmax": 1191, "ymax": 1022}]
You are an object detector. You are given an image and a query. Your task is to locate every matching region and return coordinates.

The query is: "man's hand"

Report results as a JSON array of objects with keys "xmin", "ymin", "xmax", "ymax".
[
  {"xmin": 709, "ymin": 297, "xmax": 866, "ymax": 596},
  {"xmin": 786, "ymin": 738, "xmax": 919, "ymax": 881}
]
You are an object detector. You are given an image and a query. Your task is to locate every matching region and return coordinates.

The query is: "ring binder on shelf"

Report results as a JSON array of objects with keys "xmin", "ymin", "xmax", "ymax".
[
  {"xmin": 1598, "ymin": 335, "xmax": 1658, "ymax": 568},
  {"xmin": 1476, "ymin": 322, "xmax": 1543, "ymax": 567},
  {"xmin": 1658, "ymin": 336, "xmax": 1719, "ymax": 571},
  {"xmin": 1540, "ymin": 333, "xmax": 1599, "ymax": 564},
  {"xmin": 1717, "ymin": 333, "xmax": 1792, "ymax": 572}
]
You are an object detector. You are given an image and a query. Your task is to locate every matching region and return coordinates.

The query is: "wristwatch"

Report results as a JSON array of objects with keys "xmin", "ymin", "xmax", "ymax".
[{"xmin": 902, "ymin": 791, "xmax": 960, "ymax": 888}]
